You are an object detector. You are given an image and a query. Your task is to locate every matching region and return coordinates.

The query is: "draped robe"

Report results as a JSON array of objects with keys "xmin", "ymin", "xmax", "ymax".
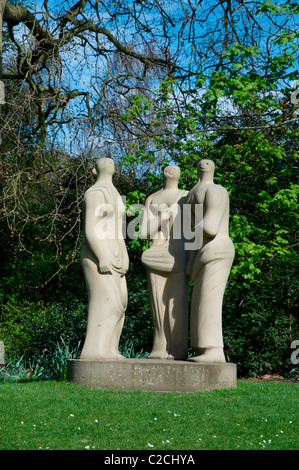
[{"xmin": 80, "ymin": 183, "xmax": 129, "ymax": 360}]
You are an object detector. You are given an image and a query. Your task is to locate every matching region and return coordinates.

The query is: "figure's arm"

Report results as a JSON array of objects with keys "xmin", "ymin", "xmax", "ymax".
[
  {"xmin": 140, "ymin": 195, "xmax": 162, "ymax": 240},
  {"xmin": 84, "ymin": 191, "xmax": 112, "ymax": 274},
  {"xmin": 140, "ymin": 197, "xmax": 151, "ymax": 240},
  {"xmin": 202, "ymin": 185, "xmax": 227, "ymax": 238},
  {"xmin": 140, "ymin": 191, "xmax": 180, "ymax": 241}
]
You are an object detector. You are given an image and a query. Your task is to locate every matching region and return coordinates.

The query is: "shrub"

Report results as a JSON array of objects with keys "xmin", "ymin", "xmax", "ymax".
[
  {"xmin": 223, "ymin": 254, "xmax": 299, "ymax": 376},
  {"xmin": 0, "ymin": 338, "xmax": 81, "ymax": 382},
  {"xmin": 0, "ymin": 299, "xmax": 87, "ymax": 360},
  {"xmin": 0, "ymin": 356, "xmax": 44, "ymax": 382},
  {"xmin": 39, "ymin": 337, "xmax": 81, "ymax": 380}
]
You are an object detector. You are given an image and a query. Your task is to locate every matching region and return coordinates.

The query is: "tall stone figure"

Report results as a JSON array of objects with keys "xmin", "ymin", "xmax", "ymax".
[
  {"xmin": 141, "ymin": 165, "xmax": 189, "ymax": 360},
  {"xmin": 187, "ymin": 159, "xmax": 234, "ymax": 363},
  {"xmin": 80, "ymin": 158, "xmax": 129, "ymax": 360}
]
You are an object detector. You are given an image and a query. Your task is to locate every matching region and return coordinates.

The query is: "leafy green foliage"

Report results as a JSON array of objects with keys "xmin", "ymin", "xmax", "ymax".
[
  {"xmin": 0, "ymin": 338, "xmax": 81, "ymax": 382},
  {"xmin": 39, "ymin": 338, "xmax": 82, "ymax": 381},
  {"xmin": 0, "ymin": 356, "xmax": 45, "ymax": 383},
  {"xmin": 0, "ymin": 299, "xmax": 87, "ymax": 360},
  {"xmin": 120, "ymin": 268, "xmax": 153, "ymax": 355}
]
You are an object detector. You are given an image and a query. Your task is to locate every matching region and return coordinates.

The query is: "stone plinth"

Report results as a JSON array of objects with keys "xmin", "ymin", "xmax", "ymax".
[{"xmin": 67, "ymin": 358, "xmax": 237, "ymax": 392}]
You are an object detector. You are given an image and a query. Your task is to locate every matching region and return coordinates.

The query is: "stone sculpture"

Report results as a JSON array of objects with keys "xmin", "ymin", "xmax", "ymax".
[
  {"xmin": 80, "ymin": 158, "xmax": 129, "ymax": 360},
  {"xmin": 186, "ymin": 159, "xmax": 235, "ymax": 363},
  {"xmin": 141, "ymin": 165, "xmax": 189, "ymax": 360}
]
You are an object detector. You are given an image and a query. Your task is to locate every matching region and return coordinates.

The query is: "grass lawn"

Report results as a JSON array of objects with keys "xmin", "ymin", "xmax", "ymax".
[{"xmin": 0, "ymin": 379, "xmax": 298, "ymax": 451}]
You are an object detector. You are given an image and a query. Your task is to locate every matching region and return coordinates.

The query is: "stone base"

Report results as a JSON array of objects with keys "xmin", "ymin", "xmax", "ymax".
[{"xmin": 67, "ymin": 358, "xmax": 237, "ymax": 392}]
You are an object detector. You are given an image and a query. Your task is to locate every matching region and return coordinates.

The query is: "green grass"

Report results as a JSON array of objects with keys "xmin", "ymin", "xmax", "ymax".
[{"xmin": 0, "ymin": 380, "xmax": 298, "ymax": 450}]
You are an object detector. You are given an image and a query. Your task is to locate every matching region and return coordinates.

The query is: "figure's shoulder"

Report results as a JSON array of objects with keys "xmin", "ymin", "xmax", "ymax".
[
  {"xmin": 207, "ymin": 182, "xmax": 227, "ymax": 194},
  {"xmin": 205, "ymin": 183, "xmax": 229, "ymax": 202},
  {"xmin": 178, "ymin": 189, "xmax": 189, "ymax": 203},
  {"xmin": 84, "ymin": 185, "xmax": 107, "ymax": 201},
  {"xmin": 186, "ymin": 183, "xmax": 199, "ymax": 202},
  {"xmin": 145, "ymin": 189, "xmax": 162, "ymax": 204}
]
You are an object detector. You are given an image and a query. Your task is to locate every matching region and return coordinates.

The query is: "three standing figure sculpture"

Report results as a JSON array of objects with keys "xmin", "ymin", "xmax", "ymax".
[{"xmin": 80, "ymin": 157, "xmax": 234, "ymax": 363}]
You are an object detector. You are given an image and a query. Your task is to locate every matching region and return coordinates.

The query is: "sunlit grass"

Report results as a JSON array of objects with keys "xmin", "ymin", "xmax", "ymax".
[{"xmin": 0, "ymin": 380, "xmax": 298, "ymax": 450}]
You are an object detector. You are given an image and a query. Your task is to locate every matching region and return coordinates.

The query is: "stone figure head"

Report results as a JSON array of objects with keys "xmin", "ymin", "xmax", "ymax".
[
  {"xmin": 197, "ymin": 159, "xmax": 215, "ymax": 178},
  {"xmin": 163, "ymin": 165, "xmax": 180, "ymax": 184},
  {"xmin": 94, "ymin": 158, "xmax": 115, "ymax": 178}
]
